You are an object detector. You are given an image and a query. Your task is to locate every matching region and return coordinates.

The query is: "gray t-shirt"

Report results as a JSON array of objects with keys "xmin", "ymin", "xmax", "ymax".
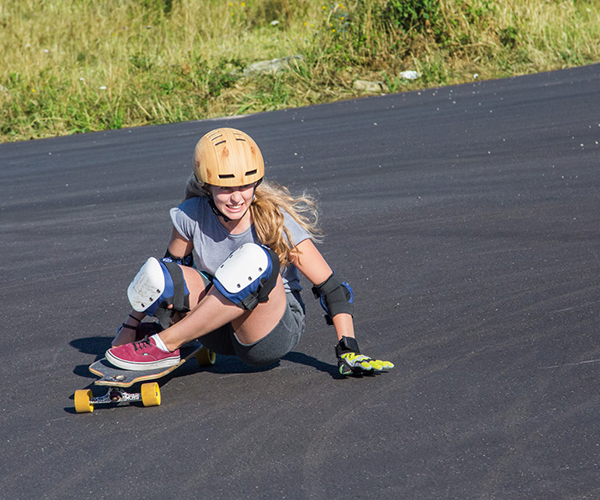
[{"xmin": 170, "ymin": 196, "xmax": 311, "ymax": 293}]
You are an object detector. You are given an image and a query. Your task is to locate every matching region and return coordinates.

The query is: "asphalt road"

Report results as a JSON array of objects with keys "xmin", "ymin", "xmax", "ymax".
[{"xmin": 1, "ymin": 64, "xmax": 599, "ymax": 500}]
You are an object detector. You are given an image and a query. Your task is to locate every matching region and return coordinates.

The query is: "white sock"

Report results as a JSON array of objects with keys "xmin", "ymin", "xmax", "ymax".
[{"xmin": 150, "ymin": 334, "xmax": 170, "ymax": 352}]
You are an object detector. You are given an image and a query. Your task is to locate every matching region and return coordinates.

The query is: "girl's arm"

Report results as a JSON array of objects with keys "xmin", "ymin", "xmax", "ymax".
[
  {"xmin": 290, "ymin": 238, "xmax": 394, "ymax": 376},
  {"xmin": 289, "ymin": 238, "xmax": 354, "ymax": 341},
  {"xmin": 166, "ymin": 226, "xmax": 194, "ymax": 258}
]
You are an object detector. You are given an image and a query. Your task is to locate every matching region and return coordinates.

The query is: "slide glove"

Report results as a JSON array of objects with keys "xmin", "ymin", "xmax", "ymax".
[{"xmin": 335, "ymin": 336, "xmax": 394, "ymax": 376}]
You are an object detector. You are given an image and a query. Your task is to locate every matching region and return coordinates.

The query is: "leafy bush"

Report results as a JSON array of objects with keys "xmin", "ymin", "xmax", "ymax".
[{"xmin": 382, "ymin": 0, "xmax": 442, "ymax": 35}]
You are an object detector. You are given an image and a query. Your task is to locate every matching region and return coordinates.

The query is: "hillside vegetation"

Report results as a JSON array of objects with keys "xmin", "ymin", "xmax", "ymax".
[{"xmin": 1, "ymin": 0, "xmax": 599, "ymax": 142}]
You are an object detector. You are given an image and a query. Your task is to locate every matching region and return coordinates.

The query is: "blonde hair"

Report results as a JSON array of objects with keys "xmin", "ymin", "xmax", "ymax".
[{"xmin": 183, "ymin": 174, "xmax": 321, "ymax": 267}]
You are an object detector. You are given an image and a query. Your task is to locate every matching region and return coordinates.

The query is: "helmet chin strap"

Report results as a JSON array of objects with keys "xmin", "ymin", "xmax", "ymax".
[
  {"xmin": 206, "ymin": 179, "xmax": 262, "ymax": 224},
  {"xmin": 208, "ymin": 197, "xmax": 232, "ymax": 223}
]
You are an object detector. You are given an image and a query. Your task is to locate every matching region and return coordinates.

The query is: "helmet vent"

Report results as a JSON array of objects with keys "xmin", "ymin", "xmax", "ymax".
[
  {"xmin": 245, "ymin": 170, "xmax": 257, "ymax": 176},
  {"xmin": 214, "ymin": 140, "xmax": 226, "ymax": 146},
  {"xmin": 218, "ymin": 173, "xmax": 235, "ymax": 179}
]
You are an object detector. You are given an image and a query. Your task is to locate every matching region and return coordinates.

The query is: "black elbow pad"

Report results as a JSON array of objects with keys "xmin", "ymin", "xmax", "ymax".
[{"xmin": 312, "ymin": 273, "xmax": 354, "ymax": 325}]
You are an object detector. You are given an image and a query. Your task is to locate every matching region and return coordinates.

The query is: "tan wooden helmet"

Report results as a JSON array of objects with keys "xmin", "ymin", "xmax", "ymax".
[{"xmin": 193, "ymin": 128, "xmax": 264, "ymax": 187}]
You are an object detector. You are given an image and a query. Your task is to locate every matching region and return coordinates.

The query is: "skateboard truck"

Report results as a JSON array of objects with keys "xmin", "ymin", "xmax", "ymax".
[{"xmin": 75, "ymin": 383, "xmax": 161, "ymax": 413}]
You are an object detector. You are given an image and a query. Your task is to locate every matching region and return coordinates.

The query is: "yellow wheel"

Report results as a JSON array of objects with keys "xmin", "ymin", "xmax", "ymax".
[
  {"xmin": 196, "ymin": 347, "xmax": 216, "ymax": 366},
  {"xmin": 74, "ymin": 389, "xmax": 94, "ymax": 414},
  {"xmin": 141, "ymin": 382, "xmax": 161, "ymax": 407}
]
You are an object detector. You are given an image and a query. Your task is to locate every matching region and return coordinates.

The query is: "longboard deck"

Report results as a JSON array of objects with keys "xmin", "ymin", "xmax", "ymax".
[{"xmin": 89, "ymin": 344, "xmax": 203, "ymax": 388}]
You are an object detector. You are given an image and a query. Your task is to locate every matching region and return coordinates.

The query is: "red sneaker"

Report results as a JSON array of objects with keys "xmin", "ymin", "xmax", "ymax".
[{"xmin": 105, "ymin": 336, "xmax": 180, "ymax": 371}]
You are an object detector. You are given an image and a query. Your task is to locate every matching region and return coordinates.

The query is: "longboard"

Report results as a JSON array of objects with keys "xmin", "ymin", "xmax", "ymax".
[{"xmin": 74, "ymin": 343, "xmax": 215, "ymax": 413}]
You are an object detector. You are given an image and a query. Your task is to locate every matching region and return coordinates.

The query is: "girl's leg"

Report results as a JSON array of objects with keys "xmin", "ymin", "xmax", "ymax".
[
  {"xmin": 158, "ymin": 273, "xmax": 287, "ymax": 352},
  {"xmin": 106, "ymin": 245, "xmax": 286, "ymax": 370},
  {"xmin": 111, "ymin": 266, "xmax": 210, "ymax": 347}
]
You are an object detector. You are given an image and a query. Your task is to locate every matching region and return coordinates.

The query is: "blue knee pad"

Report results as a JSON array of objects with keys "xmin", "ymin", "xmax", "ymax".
[{"xmin": 213, "ymin": 243, "xmax": 280, "ymax": 311}]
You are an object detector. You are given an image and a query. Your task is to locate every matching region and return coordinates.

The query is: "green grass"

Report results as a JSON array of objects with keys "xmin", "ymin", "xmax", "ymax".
[{"xmin": 1, "ymin": 0, "xmax": 599, "ymax": 142}]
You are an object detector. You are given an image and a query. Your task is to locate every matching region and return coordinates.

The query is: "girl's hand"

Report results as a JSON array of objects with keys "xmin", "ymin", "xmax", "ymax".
[{"xmin": 335, "ymin": 336, "xmax": 394, "ymax": 376}]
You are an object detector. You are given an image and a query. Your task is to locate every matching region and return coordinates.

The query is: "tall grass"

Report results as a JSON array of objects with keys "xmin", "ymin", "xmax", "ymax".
[{"xmin": 1, "ymin": 0, "xmax": 599, "ymax": 142}]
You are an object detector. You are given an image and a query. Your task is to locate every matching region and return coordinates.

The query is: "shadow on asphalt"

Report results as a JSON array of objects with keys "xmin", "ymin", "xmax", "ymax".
[{"xmin": 69, "ymin": 336, "xmax": 341, "ymax": 380}]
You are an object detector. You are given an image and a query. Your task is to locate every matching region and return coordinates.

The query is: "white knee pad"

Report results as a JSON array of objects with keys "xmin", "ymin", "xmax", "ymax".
[
  {"xmin": 127, "ymin": 257, "xmax": 190, "ymax": 328},
  {"xmin": 213, "ymin": 243, "xmax": 280, "ymax": 310}
]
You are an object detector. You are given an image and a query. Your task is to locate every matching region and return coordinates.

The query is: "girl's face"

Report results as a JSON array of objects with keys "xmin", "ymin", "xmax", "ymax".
[{"xmin": 209, "ymin": 183, "xmax": 256, "ymax": 221}]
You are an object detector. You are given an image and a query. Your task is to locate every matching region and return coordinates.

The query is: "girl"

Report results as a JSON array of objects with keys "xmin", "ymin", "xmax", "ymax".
[{"xmin": 106, "ymin": 128, "xmax": 393, "ymax": 376}]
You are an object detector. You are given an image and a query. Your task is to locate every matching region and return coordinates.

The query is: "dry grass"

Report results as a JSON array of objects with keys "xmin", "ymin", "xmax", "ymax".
[{"xmin": 1, "ymin": 0, "xmax": 599, "ymax": 142}]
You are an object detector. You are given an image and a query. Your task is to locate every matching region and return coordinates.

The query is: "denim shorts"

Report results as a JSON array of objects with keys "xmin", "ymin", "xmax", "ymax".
[{"xmin": 199, "ymin": 291, "xmax": 306, "ymax": 367}]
